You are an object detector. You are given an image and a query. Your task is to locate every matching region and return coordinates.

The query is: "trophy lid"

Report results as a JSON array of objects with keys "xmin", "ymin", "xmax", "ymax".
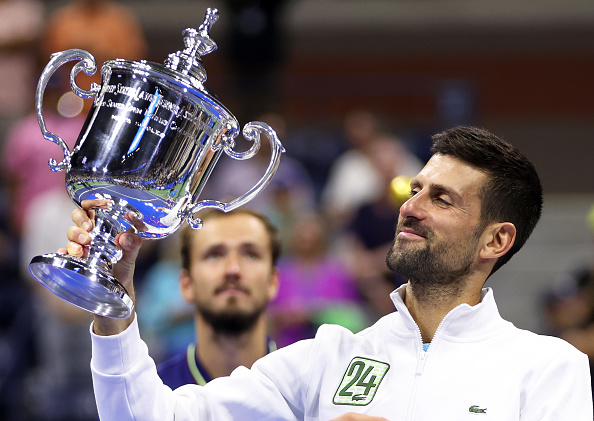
[{"xmin": 164, "ymin": 8, "xmax": 219, "ymax": 87}]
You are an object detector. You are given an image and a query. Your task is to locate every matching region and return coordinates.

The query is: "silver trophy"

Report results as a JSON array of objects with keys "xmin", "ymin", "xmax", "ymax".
[{"xmin": 28, "ymin": 8, "xmax": 284, "ymax": 318}]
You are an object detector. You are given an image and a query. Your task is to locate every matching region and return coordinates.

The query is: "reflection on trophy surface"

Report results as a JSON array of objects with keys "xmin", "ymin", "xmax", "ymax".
[{"xmin": 28, "ymin": 7, "xmax": 285, "ymax": 319}]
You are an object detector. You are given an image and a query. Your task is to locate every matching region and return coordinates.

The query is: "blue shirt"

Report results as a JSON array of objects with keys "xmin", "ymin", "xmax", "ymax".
[{"xmin": 157, "ymin": 340, "xmax": 277, "ymax": 389}]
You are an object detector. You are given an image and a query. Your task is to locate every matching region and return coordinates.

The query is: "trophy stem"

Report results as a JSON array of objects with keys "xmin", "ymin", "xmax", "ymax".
[
  {"xmin": 27, "ymin": 203, "xmax": 139, "ymax": 319},
  {"xmin": 88, "ymin": 208, "xmax": 125, "ymax": 267}
]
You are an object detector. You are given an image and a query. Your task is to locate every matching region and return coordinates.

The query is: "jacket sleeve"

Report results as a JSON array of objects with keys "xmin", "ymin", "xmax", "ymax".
[
  {"xmin": 520, "ymin": 340, "xmax": 593, "ymax": 420},
  {"xmin": 90, "ymin": 314, "xmax": 316, "ymax": 420}
]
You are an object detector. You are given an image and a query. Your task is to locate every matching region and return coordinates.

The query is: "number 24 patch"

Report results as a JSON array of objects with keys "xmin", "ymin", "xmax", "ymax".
[{"xmin": 333, "ymin": 357, "xmax": 390, "ymax": 406}]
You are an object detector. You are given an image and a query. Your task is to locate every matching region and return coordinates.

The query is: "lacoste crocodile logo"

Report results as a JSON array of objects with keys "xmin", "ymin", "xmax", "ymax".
[{"xmin": 469, "ymin": 405, "xmax": 487, "ymax": 414}]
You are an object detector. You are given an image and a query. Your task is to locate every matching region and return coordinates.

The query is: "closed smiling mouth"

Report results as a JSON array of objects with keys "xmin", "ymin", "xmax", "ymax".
[
  {"xmin": 215, "ymin": 284, "xmax": 249, "ymax": 295},
  {"xmin": 398, "ymin": 227, "xmax": 427, "ymax": 239}
]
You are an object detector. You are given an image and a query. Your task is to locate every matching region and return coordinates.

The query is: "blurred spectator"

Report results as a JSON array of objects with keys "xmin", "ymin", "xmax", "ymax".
[
  {"xmin": 0, "ymin": 178, "xmax": 35, "ymax": 420},
  {"xmin": 341, "ymin": 136, "xmax": 418, "ymax": 320},
  {"xmin": 150, "ymin": 208, "xmax": 281, "ymax": 389},
  {"xmin": 2, "ymin": 84, "xmax": 83, "ymax": 234},
  {"xmin": 20, "ymin": 189, "xmax": 99, "ymax": 421},
  {"xmin": 321, "ymin": 110, "xmax": 383, "ymax": 225},
  {"xmin": 321, "ymin": 110, "xmax": 423, "ymax": 228},
  {"xmin": 542, "ymin": 203, "xmax": 594, "ymax": 398},
  {"xmin": 222, "ymin": 0, "xmax": 289, "ymax": 121},
  {"xmin": 3, "ymin": 0, "xmax": 149, "ymax": 235},
  {"xmin": 0, "ymin": 0, "xmax": 43, "ymax": 142},
  {"xmin": 43, "ymin": 0, "xmax": 147, "ymax": 114},
  {"xmin": 224, "ymin": 0, "xmax": 288, "ymax": 76},
  {"xmin": 280, "ymin": 125, "xmax": 345, "ymax": 203},
  {"xmin": 543, "ymin": 269, "xmax": 594, "ymax": 339},
  {"xmin": 7, "ymin": 2, "xmax": 148, "ymax": 419},
  {"xmin": 43, "ymin": 0, "xmax": 147, "ymax": 67},
  {"xmin": 270, "ymin": 213, "xmax": 367, "ymax": 348}
]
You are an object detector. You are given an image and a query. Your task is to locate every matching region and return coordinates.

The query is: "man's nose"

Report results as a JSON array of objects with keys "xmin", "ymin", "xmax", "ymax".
[
  {"xmin": 399, "ymin": 191, "xmax": 427, "ymax": 220},
  {"xmin": 224, "ymin": 253, "xmax": 241, "ymax": 275}
]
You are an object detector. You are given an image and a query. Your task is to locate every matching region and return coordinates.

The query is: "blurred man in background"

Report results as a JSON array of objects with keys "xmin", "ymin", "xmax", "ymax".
[{"xmin": 154, "ymin": 208, "xmax": 281, "ymax": 388}]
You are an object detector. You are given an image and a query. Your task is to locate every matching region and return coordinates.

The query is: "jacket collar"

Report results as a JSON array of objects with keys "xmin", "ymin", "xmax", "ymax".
[{"xmin": 389, "ymin": 284, "xmax": 509, "ymax": 341}]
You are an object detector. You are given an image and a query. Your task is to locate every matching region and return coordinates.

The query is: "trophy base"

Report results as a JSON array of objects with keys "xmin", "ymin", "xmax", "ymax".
[{"xmin": 29, "ymin": 253, "xmax": 134, "ymax": 319}]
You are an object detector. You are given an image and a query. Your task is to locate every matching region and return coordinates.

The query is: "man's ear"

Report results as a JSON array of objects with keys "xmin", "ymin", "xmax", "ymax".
[
  {"xmin": 268, "ymin": 268, "xmax": 280, "ymax": 302},
  {"xmin": 179, "ymin": 269, "xmax": 194, "ymax": 304},
  {"xmin": 479, "ymin": 222, "xmax": 516, "ymax": 260}
]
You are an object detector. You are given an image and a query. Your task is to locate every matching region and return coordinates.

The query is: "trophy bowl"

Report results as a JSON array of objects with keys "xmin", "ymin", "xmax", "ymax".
[{"xmin": 28, "ymin": 8, "xmax": 285, "ymax": 318}]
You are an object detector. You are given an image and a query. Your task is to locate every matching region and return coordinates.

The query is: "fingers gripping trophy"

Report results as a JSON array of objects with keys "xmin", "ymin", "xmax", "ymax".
[{"xmin": 28, "ymin": 8, "xmax": 285, "ymax": 319}]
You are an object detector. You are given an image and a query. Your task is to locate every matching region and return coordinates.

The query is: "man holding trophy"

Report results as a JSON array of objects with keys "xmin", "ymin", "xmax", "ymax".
[
  {"xmin": 30, "ymin": 7, "xmax": 590, "ymax": 421},
  {"xmin": 61, "ymin": 126, "xmax": 591, "ymax": 420}
]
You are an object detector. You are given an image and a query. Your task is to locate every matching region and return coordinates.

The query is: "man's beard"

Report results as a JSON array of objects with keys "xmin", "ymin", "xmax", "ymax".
[
  {"xmin": 197, "ymin": 299, "xmax": 267, "ymax": 336},
  {"xmin": 386, "ymin": 218, "xmax": 482, "ymax": 301}
]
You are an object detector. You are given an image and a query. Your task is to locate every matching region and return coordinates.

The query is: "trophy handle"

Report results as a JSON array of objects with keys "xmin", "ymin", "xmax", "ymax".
[
  {"xmin": 187, "ymin": 121, "xmax": 285, "ymax": 229},
  {"xmin": 36, "ymin": 49, "xmax": 101, "ymax": 172}
]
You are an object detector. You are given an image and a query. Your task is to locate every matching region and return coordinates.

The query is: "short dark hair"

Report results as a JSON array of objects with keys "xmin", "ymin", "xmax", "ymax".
[
  {"xmin": 180, "ymin": 208, "xmax": 281, "ymax": 271},
  {"xmin": 430, "ymin": 126, "xmax": 543, "ymax": 275}
]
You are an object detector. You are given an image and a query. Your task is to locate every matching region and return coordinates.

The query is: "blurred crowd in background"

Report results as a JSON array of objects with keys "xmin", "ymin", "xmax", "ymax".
[{"xmin": 0, "ymin": 0, "xmax": 593, "ymax": 420}]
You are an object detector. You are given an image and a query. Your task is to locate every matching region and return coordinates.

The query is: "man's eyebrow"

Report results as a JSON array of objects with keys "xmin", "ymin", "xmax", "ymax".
[
  {"xmin": 200, "ymin": 244, "xmax": 226, "ymax": 255},
  {"xmin": 239, "ymin": 242, "xmax": 262, "ymax": 250},
  {"xmin": 202, "ymin": 242, "xmax": 262, "ymax": 253},
  {"xmin": 411, "ymin": 179, "xmax": 463, "ymax": 201},
  {"xmin": 431, "ymin": 183, "xmax": 463, "ymax": 201}
]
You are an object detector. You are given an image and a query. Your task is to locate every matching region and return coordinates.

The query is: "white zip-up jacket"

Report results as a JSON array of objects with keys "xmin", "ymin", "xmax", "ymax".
[{"xmin": 91, "ymin": 286, "xmax": 593, "ymax": 420}]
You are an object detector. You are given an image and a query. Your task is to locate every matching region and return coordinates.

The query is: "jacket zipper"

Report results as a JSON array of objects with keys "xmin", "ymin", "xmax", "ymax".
[
  {"xmin": 404, "ymin": 325, "xmax": 427, "ymax": 420},
  {"xmin": 404, "ymin": 313, "xmax": 452, "ymax": 420}
]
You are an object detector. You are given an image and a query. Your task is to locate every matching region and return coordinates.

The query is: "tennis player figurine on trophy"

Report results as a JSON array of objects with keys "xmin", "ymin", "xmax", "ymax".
[{"xmin": 28, "ymin": 8, "xmax": 285, "ymax": 319}]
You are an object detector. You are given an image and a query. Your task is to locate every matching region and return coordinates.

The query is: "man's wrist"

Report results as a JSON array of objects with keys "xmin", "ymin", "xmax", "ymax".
[{"xmin": 92, "ymin": 313, "xmax": 135, "ymax": 336}]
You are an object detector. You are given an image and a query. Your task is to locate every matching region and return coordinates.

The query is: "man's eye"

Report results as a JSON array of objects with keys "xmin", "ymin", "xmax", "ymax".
[
  {"xmin": 435, "ymin": 197, "xmax": 451, "ymax": 206},
  {"xmin": 245, "ymin": 251, "xmax": 261, "ymax": 260},
  {"xmin": 205, "ymin": 252, "xmax": 223, "ymax": 259}
]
